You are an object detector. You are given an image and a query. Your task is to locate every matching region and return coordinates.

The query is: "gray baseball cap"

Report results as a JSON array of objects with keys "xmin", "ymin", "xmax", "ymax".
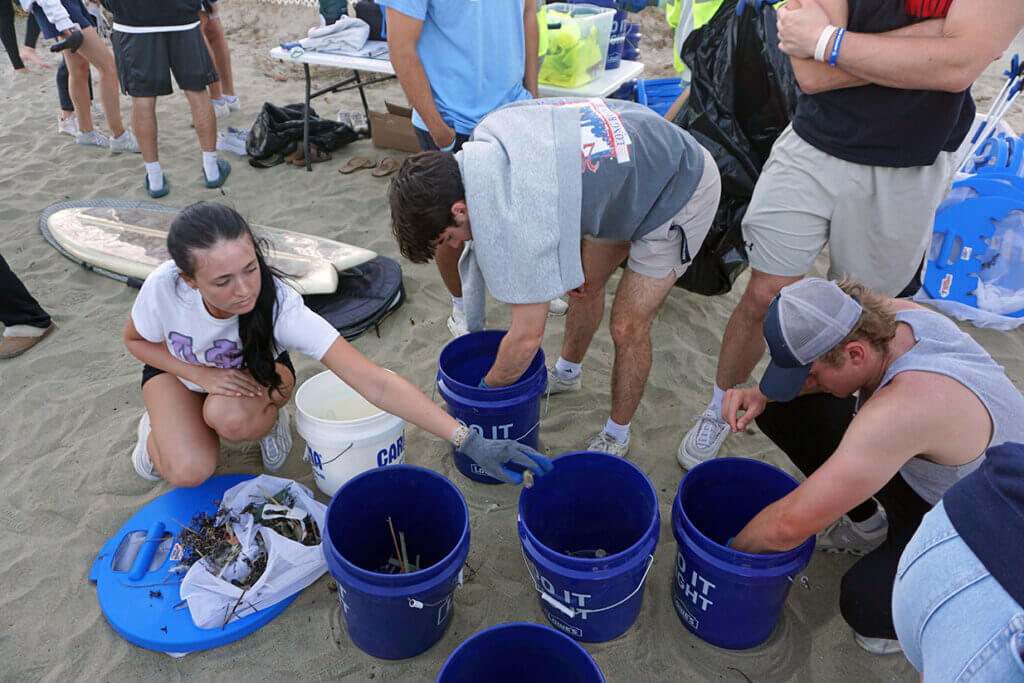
[{"xmin": 760, "ymin": 279, "xmax": 863, "ymax": 402}]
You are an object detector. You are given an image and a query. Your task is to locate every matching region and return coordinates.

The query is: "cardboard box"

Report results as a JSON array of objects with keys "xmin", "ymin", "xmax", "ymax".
[{"xmin": 369, "ymin": 100, "xmax": 421, "ymax": 154}]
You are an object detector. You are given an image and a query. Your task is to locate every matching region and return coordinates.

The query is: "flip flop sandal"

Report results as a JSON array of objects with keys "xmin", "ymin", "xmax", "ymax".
[
  {"xmin": 371, "ymin": 157, "xmax": 402, "ymax": 178},
  {"xmin": 338, "ymin": 157, "xmax": 377, "ymax": 174},
  {"xmin": 145, "ymin": 174, "xmax": 170, "ymax": 198},
  {"xmin": 204, "ymin": 158, "xmax": 231, "ymax": 188}
]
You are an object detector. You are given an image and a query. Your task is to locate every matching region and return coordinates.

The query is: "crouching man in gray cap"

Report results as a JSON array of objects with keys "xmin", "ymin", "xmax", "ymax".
[{"xmin": 721, "ymin": 278, "xmax": 1024, "ymax": 656}]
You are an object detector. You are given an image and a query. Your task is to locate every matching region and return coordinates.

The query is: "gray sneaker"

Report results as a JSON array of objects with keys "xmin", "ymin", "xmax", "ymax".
[
  {"xmin": 816, "ymin": 511, "xmax": 888, "ymax": 556},
  {"xmin": 854, "ymin": 632, "xmax": 903, "ymax": 655},
  {"xmin": 547, "ymin": 298, "xmax": 568, "ymax": 316},
  {"xmin": 586, "ymin": 430, "xmax": 630, "ymax": 458},
  {"xmin": 109, "ymin": 130, "xmax": 140, "ymax": 154},
  {"xmin": 131, "ymin": 412, "xmax": 162, "ymax": 482},
  {"xmin": 76, "ymin": 129, "xmax": 109, "ymax": 148},
  {"xmin": 260, "ymin": 406, "xmax": 292, "ymax": 471},
  {"xmin": 677, "ymin": 407, "xmax": 730, "ymax": 469},
  {"xmin": 546, "ymin": 368, "xmax": 581, "ymax": 394}
]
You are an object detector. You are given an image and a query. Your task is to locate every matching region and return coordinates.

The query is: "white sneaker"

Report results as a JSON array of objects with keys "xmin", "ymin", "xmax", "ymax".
[
  {"xmin": 131, "ymin": 412, "xmax": 162, "ymax": 482},
  {"xmin": 547, "ymin": 298, "xmax": 568, "ymax": 316},
  {"xmin": 224, "ymin": 96, "xmax": 241, "ymax": 112},
  {"xmin": 76, "ymin": 129, "xmax": 109, "ymax": 148},
  {"xmin": 109, "ymin": 130, "xmax": 140, "ymax": 154},
  {"xmin": 259, "ymin": 406, "xmax": 292, "ymax": 472},
  {"xmin": 816, "ymin": 511, "xmax": 888, "ymax": 556},
  {"xmin": 546, "ymin": 368, "xmax": 581, "ymax": 394},
  {"xmin": 854, "ymin": 633, "xmax": 903, "ymax": 655},
  {"xmin": 447, "ymin": 307, "xmax": 469, "ymax": 337},
  {"xmin": 677, "ymin": 407, "xmax": 730, "ymax": 469},
  {"xmin": 57, "ymin": 113, "xmax": 78, "ymax": 137},
  {"xmin": 586, "ymin": 430, "xmax": 630, "ymax": 458},
  {"xmin": 213, "ymin": 100, "xmax": 230, "ymax": 119}
]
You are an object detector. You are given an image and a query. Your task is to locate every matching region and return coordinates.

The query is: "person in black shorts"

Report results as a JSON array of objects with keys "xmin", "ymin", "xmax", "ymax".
[{"xmin": 104, "ymin": 0, "xmax": 229, "ymax": 198}]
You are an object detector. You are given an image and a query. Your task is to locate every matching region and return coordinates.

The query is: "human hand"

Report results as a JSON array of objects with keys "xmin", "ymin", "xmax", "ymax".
[
  {"xmin": 432, "ymin": 124, "xmax": 457, "ymax": 152},
  {"xmin": 568, "ymin": 283, "xmax": 587, "ymax": 298},
  {"xmin": 721, "ymin": 386, "xmax": 768, "ymax": 432},
  {"xmin": 193, "ymin": 366, "xmax": 264, "ymax": 399},
  {"xmin": 777, "ymin": 0, "xmax": 830, "ymax": 60},
  {"xmin": 457, "ymin": 431, "xmax": 554, "ymax": 484}
]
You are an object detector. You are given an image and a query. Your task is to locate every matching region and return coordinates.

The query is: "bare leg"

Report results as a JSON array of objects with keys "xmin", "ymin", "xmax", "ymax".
[
  {"xmin": 607, "ymin": 267, "xmax": 677, "ymax": 425},
  {"xmin": 202, "ymin": 363, "xmax": 294, "ymax": 440},
  {"xmin": 143, "ymin": 374, "xmax": 220, "ymax": 487},
  {"xmin": 714, "ymin": 269, "xmax": 803, "ymax": 390},
  {"xmin": 183, "ymin": 88, "xmax": 216, "ymax": 152},
  {"xmin": 200, "ymin": 13, "xmax": 234, "ymax": 97},
  {"xmin": 198, "ymin": 13, "xmax": 222, "ymax": 101},
  {"xmin": 74, "ymin": 27, "xmax": 125, "ymax": 137},
  {"xmin": 434, "ymin": 242, "xmax": 464, "ymax": 298},
  {"xmin": 64, "ymin": 50, "xmax": 94, "ymax": 133},
  {"xmin": 560, "ymin": 240, "xmax": 630, "ymax": 364},
  {"xmin": 132, "ymin": 96, "xmax": 158, "ymax": 162}
]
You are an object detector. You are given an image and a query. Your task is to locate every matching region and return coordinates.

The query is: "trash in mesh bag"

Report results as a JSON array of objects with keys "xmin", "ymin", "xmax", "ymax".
[
  {"xmin": 672, "ymin": 0, "xmax": 799, "ymax": 295},
  {"xmin": 247, "ymin": 102, "xmax": 358, "ymax": 166},
  {"xmin": 178, "ymin": 476, "xmax": 328, "ymax": 629}
]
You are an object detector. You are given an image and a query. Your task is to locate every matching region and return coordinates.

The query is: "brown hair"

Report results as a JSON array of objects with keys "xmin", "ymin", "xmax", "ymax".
[
  {"xmin": 819, "ymin": 279, "xmax": 897, "ymax": 366},
  {"xmin": 387, "ymin": 151, "xmax": 465, "ymax": 264}
]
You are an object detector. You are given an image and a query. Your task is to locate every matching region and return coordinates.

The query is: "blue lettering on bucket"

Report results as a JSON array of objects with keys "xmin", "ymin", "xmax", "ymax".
[
  {"xmin": 376, "ymin": 435, "xmax": 405, "ymax": 467},
  {"xmin": 307, "ymin": 447, "xmax": 326, "ymax": 479},
  {"xmin": 675, "ymin": 551, "xmax": 716, "ymax": 612}
]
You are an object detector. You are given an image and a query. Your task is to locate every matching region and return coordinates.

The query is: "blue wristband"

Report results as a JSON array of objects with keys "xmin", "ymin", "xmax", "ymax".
[
  {"xmin": 828, "ymin": 28, "xmax": 845, "ymax": 67},
  {"xmin": 478, "ymin": 379, "xmax": 489, "ymax": 389},
  {"xmin": 440, "ymin": 138, "xmax": 457, "ymax": 152},
  {"xmin": 726, "ymin": 536, "xmax": 736, "ymax": 548}
]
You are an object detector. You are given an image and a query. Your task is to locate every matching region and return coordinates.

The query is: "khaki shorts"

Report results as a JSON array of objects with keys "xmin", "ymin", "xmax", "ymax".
[
  {"xmin": 741, "ymin": 125, "xmax": 955, "ymax": 295},
  {"xmin": 585, "ymin": 147, "xmax": 721, "ymax": 280}
]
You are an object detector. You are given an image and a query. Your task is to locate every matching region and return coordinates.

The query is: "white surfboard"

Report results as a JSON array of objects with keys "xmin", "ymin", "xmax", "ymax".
[{"xmin": 45, "ymin": 206, "xmax": 377, "ymax": 295}]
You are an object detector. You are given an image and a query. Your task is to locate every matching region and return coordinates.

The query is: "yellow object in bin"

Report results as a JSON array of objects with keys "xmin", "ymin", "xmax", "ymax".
[{"xmin": 539, "ymin": 3, "xmax": 614, "ymax": 89}]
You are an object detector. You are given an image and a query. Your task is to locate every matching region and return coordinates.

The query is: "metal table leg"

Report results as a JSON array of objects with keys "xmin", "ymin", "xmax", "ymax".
[{"xmin": 303, "ymin": 63, "xmax": 312, "ymax": 172}]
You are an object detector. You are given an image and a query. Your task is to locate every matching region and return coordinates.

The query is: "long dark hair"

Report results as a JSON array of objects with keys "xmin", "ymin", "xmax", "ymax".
[{"xmin": 167, "ymin": 202, "xmax": 284, "ymax": 394}]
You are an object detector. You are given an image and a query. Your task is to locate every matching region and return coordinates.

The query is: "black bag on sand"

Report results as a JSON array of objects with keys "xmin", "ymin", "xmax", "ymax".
[
  {"xmin": 304, "ymin": 256, "xmax": 406, "ymax": 340},
  {"xmin": 247, "ymin": 102, "xmax": 358, "ymax": 167},
  {"xmin": 672, "ymin": 0, "xmax": 799, "ymax": 296}
]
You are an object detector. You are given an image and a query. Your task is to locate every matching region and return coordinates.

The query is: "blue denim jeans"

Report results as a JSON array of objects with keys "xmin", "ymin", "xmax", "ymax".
[{"xmin": 893, "ymin": 501, "xmax": 1024, "ymax": 681}]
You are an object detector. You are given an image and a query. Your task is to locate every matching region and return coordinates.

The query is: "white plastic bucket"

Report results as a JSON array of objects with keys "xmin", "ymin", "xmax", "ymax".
[{"xmin": 294, "ymin": 370, "xmax": 406, "ymax": 496}]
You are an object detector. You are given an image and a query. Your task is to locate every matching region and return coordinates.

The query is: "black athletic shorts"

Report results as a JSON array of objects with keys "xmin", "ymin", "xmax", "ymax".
[
  {"xmin": 141, "ymin": 351, "xmax": 296, "ymax": 389},
  {"xmin": 111, "ymin": 26, "xmax": 218, "ymax": 97}
]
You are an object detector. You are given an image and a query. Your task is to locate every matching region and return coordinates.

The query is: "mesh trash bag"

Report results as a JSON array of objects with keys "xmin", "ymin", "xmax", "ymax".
[{"xmin": 672, "ymin": 0, "xmax": 799, "ymax": 295}]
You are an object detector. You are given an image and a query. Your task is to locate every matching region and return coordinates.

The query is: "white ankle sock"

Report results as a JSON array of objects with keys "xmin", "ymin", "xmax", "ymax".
[
  {"xmin": 3, "ymin": 324, "xmax": 48, "ymax": 338},
  {"xmin": 203, "ymin": 151, "xmax": 219, "ymax": 181},
  {"xmin": 554, "ymin": 356, "xmax": 582, "ymax": 381},
  {"xmin": 451, "ymin": 295, "xmax": 464, "ymax": 312},
  {"xmin": 853, "ymin": 509, "xmax": 886, "ymax": 533},
  {"xmin": 223, "ymin": 94, "xmax": 238, "ymax": 104},
  {"xmin": 603, "ymin": 418, "xmax": 630, "ymax": 444},
  {"xmin": 709, "ymin": 384, "xmax": 726, "ymax": 414},
  {"xmin": 145, "ymin": 161, "xmax": 163, "ymax": 190}
]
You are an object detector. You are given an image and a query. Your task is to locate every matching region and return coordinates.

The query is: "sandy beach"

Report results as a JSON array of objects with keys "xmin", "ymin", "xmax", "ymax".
[{"xmin": 2, "ymin": 3, "xmax": 1022, "ymax": 680}]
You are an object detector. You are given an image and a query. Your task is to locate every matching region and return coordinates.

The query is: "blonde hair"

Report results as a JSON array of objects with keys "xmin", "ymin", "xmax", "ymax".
[{"xmin": 818, "ymin": 279, "xmax": 897, "ymax": 367}]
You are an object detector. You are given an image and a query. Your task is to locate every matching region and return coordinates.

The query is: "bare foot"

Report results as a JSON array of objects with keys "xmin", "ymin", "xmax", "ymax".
[
  {"xmin": 14, "ymin": 67, "xmax": 31, "ymax": 76},
  {"xmin": 19, "ymin": 48, "xmax": 52, "ymax": 69}
]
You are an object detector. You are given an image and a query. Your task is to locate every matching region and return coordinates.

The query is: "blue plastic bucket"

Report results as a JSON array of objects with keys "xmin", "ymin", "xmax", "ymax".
[
  {"xmin": 672, "ymin": 458, "xmax": 815, "ymax": 650},
  {"xmin": 323, "ymin": 465, "xmax": 470, "ymax": 660},
  {"xmin": 437, "ymin": 622, "xmax": 606, "ymax": 682},
  {"xmin": 518, "ymin": 452, "xmax": 660, "ymax": 642},
  {"xmin": 437, "ymin": 330, "xmax": 547, "ymax": 484}
]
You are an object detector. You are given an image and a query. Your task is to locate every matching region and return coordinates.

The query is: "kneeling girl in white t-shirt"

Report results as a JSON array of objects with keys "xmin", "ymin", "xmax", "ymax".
[{"xmin": 123, "ymin": 202, "xmax": 550, "ymax": 486}]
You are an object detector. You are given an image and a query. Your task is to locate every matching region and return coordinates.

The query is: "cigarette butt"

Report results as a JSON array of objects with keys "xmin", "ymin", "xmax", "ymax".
[{"xmin": 522, "ymin": 471, "xmax": 535, "ymax": 488}]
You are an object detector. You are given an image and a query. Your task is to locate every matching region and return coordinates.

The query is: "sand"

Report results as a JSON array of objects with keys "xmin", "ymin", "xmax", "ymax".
[{"xmin": 1, "ymin": 3, "xmax": 1022, "ymax": 680}]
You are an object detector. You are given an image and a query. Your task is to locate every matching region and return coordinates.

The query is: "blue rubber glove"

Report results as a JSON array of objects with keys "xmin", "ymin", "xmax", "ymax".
[{"xmin": 457, "ymin": 431, "xmax": 553, "ymax": 485}]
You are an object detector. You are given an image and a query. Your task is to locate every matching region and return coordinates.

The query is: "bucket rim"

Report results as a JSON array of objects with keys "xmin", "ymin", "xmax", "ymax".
[
  {"xmin": 518, "ymin": 451, "xmax": 660, "ymax": 568},
  {"xmin": 324, "ymin": 464, "xmax": 470, "ymax": 586},
  {"xmin": 437, "ymin": 622, "xmax": 605, "ymax": 682},
  {"xmin": 437, "ymin": 330, "xmax": 546, "ymax": 397},
  {"xmin": 674, "ymin": 457, "xmax": 815, "ymax": 564},
  {"xmin": 295, "ymin": 369, "xmax": 400, "ymax": 427}
]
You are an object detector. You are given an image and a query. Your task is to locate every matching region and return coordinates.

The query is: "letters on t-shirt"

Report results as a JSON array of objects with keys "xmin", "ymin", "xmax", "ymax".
[{"xmin": 168, "ymin": 331, "xmax": 243, "ymax": 369}]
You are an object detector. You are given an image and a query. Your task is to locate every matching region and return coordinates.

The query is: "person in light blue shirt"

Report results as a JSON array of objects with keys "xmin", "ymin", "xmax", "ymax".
[{"xmin": 382, "ymin": 0, "xmax": 564, "ymax": 337}]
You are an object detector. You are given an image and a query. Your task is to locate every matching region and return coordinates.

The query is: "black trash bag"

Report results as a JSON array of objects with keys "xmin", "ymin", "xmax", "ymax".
[
  {"xmin": 247, "ymin": 102, "xmax": 358, "ymax": 165},
  {"xmin": 672, "ymin": 0, "xmax": 799, "ymax": 296}
]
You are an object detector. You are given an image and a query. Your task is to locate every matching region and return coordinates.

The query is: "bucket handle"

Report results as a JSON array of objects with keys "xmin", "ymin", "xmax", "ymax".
[
  {"xmin": 432, "ymin": 380, "xmax": 553, "ymax": 443},
  {"xmin": 303, "ymin": 442, "xmax": 354, "ymax": 467},
  {"xmin": 788, "ymin": 573, "xmax": 812, "ymax": 591},
  {"xmin": 406, "ymin": 567, "xmax": 464, "ymax": 609},
  {"xmin": 521, "ymin": 546, "xmax": 655, "ymax": 619}
]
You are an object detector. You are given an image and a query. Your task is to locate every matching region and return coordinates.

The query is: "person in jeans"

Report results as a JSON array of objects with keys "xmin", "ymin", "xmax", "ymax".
[
  {"xmin": 893, "ymin": 441, "xmax": 1024, "ymax": 681},
  {"xmin": 722, "ymin": 278, "xmax": 1024, "ymax": 655},
  {"xmin": 382, "ymin": 0, "xmax": 567, "ymax": 337},
  {"xmin": 0, "ymin": 253, "xmax": 55, "ymax": 359}
]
